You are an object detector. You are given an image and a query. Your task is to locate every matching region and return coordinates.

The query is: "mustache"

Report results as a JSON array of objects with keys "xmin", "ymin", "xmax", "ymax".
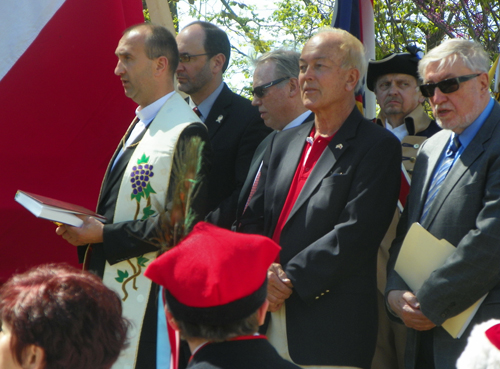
[{"xmin": 384, "ymin": 97, "xmax": 402, "ymax": 104}]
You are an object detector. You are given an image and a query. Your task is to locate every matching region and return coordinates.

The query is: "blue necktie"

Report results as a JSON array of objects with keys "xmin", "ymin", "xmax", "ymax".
[{"xmin": 420, "ymin": 135, "xmax": 461, "ymax": 222}]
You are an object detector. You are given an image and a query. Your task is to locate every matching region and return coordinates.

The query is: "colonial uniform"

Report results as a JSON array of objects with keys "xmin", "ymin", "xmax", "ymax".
[
  {"xmin": 375, "ymin": 105, "xmax": 441, "ymax": 179},
  {"xmin": 367, "ymin": 48, "xmax": 441, "ymax": 369}
]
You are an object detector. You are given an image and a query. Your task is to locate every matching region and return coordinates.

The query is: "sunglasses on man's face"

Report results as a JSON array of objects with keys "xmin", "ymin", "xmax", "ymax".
[
  {"xmin": 251, "ymin": 77, "xmax": 290, "ymax": 98},
  {"xmin": 419, "ymin": 73, "xmax": 481, "ymax": 98}
]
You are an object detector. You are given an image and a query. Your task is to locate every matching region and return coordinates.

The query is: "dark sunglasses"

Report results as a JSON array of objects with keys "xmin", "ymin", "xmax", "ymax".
[
  {"xmin": 179, "ymin": 53, "xmax": 210, "ymax": 63},
  {"xmin": 419, "ymin": 73, "xmax": 481, "ymax": 98},
  {"xmin": 251, "ymin": 77, "xmax": 290, "ymax": 98}
]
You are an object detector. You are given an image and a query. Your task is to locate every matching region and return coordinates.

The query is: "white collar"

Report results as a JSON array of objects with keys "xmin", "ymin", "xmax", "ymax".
[{"xmin": 136, "ymin": 91, "xmax": 175, "ymax": 125}]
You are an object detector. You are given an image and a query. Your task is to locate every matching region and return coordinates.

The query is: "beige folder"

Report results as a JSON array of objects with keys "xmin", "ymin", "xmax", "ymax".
[{"xmin": 394, "ymin": 222, "xmax": 487, "ymax": 338}]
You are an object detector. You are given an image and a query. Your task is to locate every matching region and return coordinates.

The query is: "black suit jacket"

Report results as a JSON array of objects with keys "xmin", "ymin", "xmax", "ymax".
[
  {"xmin": 240, "ymin": 108, "xmax": 401, "ymax": 367},
  {"xmin": 234, "ymin": 112, "xmax": 315, "ymax": 226},
  {"xmin": 203, "ymin": 83, "xmax": 271, "ymax": 228},
  {"xmin": 187, "ymin": 338, "xmax": 300, "ymax": 369}
]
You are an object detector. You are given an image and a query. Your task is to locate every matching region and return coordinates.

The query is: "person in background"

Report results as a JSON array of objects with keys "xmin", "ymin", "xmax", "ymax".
[
  {"xmin": 0, "ymin": 263, "xmax": 129, "ymax": 369},
  {"xmin": 366, "ymin": 46, "xmax": 440, "ymax": 369},
  {"xmin": 176, "ymin": 21, "xmax": 271, "ymax": 229},
  {"xmin": 231, "ymin": 49, "xmax": 313, "ymax": 227}
]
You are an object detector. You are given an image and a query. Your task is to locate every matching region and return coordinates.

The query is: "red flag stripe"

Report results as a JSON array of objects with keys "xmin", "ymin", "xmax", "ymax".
[{"xmin": 0, "ymin": 0, "xmax": 143, "ymax": 282}]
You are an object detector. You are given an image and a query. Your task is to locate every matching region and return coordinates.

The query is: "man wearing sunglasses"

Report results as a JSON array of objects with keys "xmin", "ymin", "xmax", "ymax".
[
  {"xmin": 240, "ymin": 28, "xmax": 401, "ymax": 368},
  {"xmin": 231, "ymin": 49, "xmax": 313, "ymax": 225},
  {"xmin": 386, "ymin": 39, "xmax": 500, "ymax": 369},
  {"xmin": 367, "ymin": 48, "xmax": 441, "ymax": 369},
  {"xmin": 176, "ymin": 21, "xmax": 271, "ymax": 229}
]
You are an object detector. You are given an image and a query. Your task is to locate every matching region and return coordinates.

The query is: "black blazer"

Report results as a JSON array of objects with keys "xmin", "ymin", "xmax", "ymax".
[
  {"xmin": 241, "ymin": 108, "xmax": 401, "ymax": 367},
  {"xmin": 203, "ymin": 83, "xmax": 271, "ymax": 228},
  {"xmin": 188, "ymin": 338, "xmax": 300, "ymax": 369},
  {"xmin": 234, "ymin": 112, "xmax": 314, "ymax": 225}
]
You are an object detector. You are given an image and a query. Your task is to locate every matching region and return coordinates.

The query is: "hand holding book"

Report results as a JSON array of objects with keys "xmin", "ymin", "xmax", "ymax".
[{"xmin": 55, "ymin": 215, "xmax": 104, "ymax": 246}]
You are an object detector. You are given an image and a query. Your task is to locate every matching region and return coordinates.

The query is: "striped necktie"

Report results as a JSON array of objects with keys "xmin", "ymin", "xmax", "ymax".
[
  {"xmin": 243, "ymin": 162, "xmax": 263, "ymax": 214},
  {"xmin": 420, "ymin": 135, "xmax": 461, "ymax": 222}
]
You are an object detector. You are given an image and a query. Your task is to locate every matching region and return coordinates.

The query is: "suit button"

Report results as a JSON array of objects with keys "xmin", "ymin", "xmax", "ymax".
[
  {"xmin": 321, "ymin": 293, "xmax": 325, "ymax": 296},
  {"xmin": 326, "ymin": 290, "xmax": 330, "ymax": 293},
  {"xmin": 315, "ymin": 296, "xmax": 319, "ymax": 299},
  {"xmin": 413, "ymin": 144, "xmax": 420, "ymax": 149}
]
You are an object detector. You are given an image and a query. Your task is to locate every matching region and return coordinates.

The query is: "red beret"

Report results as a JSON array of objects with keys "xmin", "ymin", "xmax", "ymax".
[
  {"xmin": 145, "ymin": 222, "xmax": 280, "ymax": 324},
  {"xmin": 486, "ymin": 324, "xmax": 500, "ymax": 350}
]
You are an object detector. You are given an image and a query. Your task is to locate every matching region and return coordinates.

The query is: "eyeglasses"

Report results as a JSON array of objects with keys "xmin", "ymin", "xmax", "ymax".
[
  {"xmin": 179, "ymin": 53, "xmax": 210, "ymax": 63},
  {"xmin": 419, "ymin": 73, "xmax": 481, "ymax": 98},
  {"xmin": 251, "ymin": 77, "xmax": 290, "ymax": 98}
]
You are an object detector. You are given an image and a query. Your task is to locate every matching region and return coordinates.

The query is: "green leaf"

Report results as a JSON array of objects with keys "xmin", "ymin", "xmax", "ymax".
[
  {"xmin": 137, "ymin": 153, "xmax": 150, "ymax": 165},
  {"xmin": 137, "ymin": 255, "xmax": 149, "ymax": 268},
  {"xmin": 143, "ymin": 182, "xmax": 157, "ymax": 198},
  {"xmin": 141, "ymin": 205, "xmax": 156, "ymax": 220},
  {"xmin": 115, "ymin": 269, "xmax": 129, "ymax": 283},
  {"xmin": 131, "ymin": 192, "xmax": 145, "ymax": 202}
]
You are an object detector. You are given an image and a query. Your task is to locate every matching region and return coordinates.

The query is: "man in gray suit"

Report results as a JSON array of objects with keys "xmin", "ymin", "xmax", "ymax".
[
  {"xmin": 386, "ymin": 39, "xmax": 500, "ymax": 369},
  {"xmin": 236, "ymin": 49, "xmax": 312, "ymax": 222},
  {"xmin": 209, "ymin": 49, "xmax": 312, "ymax": 227}
]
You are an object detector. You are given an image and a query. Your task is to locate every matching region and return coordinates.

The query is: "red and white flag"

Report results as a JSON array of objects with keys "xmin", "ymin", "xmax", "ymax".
[{"xmin": 0, "ymin": 0, "xmax": 143, "ymax": 282}]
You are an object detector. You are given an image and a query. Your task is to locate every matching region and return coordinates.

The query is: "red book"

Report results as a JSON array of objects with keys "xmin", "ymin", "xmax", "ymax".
[{"xmin": 15, "ymin": 190, "xmax": 106, "ymax": 227}]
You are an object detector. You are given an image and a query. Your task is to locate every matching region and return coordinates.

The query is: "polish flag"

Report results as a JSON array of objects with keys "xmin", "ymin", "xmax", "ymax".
[{"xmin": 0, "ymin": 0, "xmax": 143, "ymax": 282}]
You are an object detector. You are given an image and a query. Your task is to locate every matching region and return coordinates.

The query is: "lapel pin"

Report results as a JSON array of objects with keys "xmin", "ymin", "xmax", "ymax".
[
  {"xmin": 335, "ymin": 143, "xmax": 343, "ymax": 149},
  {"xmin": 216, "ymin": 115, "xmax": 224, "ymax": 124}
]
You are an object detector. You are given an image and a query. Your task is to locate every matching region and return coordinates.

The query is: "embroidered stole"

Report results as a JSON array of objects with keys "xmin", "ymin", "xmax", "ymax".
[{"xmin": 103, "ymin": 92, "xmax": 201, "ymax": 369}]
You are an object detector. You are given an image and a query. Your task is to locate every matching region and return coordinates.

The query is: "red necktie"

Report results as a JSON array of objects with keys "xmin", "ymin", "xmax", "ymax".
[
  {"xmin": 243, "ymin": 165, "xmax": 262, "ymax": 214},
  {"xmin": 193, "ymin": 106, "xmax": 202, "ymax": 118}
]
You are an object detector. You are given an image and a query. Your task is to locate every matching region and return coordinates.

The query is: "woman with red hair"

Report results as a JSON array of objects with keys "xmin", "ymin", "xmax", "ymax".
[{"xmin": 0, "ymin": 263, "xmax": 129, "ymax": 369}]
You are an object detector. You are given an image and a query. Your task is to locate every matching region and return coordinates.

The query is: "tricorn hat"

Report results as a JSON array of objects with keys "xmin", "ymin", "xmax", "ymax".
[
  {"xmin": 367, "ymin": 45, "xmax": 424, "ymax": 92},
  {"xmin": 144, "ymin": 222, "xmax": 280, "ymax": 325}
]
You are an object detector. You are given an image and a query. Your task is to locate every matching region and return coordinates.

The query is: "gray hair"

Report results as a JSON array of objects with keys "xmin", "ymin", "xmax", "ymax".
[
  {"xmin": 418, "ymin": 39, "xmax": 489, "ymax": 80},
  {"xmin": 316, "ymin": 27, "xmax": 367, "ymax": 91},
  {"xmin": 254, "ymin": 49, "xmax": 301, "ymax": 79}
]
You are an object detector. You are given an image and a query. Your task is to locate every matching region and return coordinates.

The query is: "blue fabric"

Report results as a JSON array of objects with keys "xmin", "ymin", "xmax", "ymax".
[
  {"xmin": 420, "ymin": 97, "xmax": 495, "ymax": 222},
  {"xmin": 157, "ymin": 286, "xmax": 171, "ymax": 369},
  {"xmin": 333, "ymin": 0, "xmax": 361, "ymax": 40},
  {"xmin": 456, "ymin": 97, "xmax": 495, "ymax": 155},
  {"xmin": 420, "ymin": 136, "xmax": 461, "ymax": 222}
]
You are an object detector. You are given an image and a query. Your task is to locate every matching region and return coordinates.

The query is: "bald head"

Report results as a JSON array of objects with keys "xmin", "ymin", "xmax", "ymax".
[{"xmin": 299, "ymin": 29, "xmax": 365, "ymax": 118}]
